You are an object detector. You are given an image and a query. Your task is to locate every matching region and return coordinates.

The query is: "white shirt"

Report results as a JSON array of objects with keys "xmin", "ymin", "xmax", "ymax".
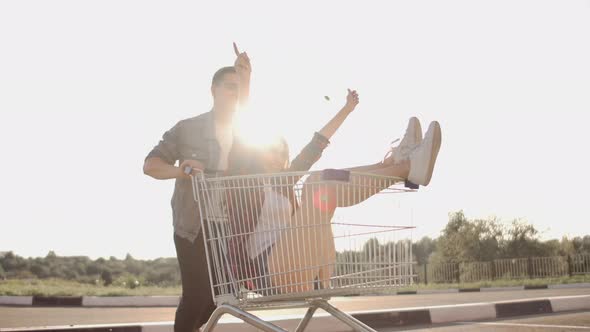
[
  {"xmin": 205, "ymin": 122, "xmax": 233, "ymax": 222},
  {"xmin": 215, "ymin": 122, "xmax": 233, "ymax": 171},
  {"xmin": 246, "ymin": 185, "xmax": 293, "ymax": 259}
]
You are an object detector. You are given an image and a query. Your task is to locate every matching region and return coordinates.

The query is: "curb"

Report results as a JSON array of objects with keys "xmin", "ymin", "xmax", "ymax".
[
  {"xmin": 480, "ymin": 286, "xmax": 524, "ymax": 292},
  {"xmin": 550, "ymin": 294, "xmax": 590, "ymax": 312},
  {"xmin": 2, "ymin": 295, "xmax": 590, "ymax": 332},
  {"xmin": 549, "ymin": 282, "xmax": 590, "ymax": 289},
  {"xmin": 0, "ymin": 296, "xmax": 32, "ymax": 306},
  {"xmin": 32, "ymin": 296, "xmax": 82, "ymax": 306},
  {"xmin": 1, "ymin": 282, "xmax": 590, "ymax": 307},
  {"xmin": 0, "ymin": 295, "xmax": 179, "ymax": 307},
  {"xmin": 82, "ymin": 296, "xmax": 180, "ymax": 307},
  {"xmin": 428, "ymin": 302, "xmax": 496, "ymax": 324},
  {"xmin": 416, "ymin": 288, "xmax": 459, "ymax": 294}
]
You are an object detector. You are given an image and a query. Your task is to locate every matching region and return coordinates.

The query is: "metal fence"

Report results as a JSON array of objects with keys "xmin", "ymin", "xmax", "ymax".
[
  {"xmin": 334, "ymin": 239, "xmax": 414, "ymax": 289},
  {"xmin": 571, "ymin": 254, "xmax": 590, "ymax": 275},
  {"xmin": 494, "ymin": 258, "xmax": 529, "ymax": 279},
  {"xmin": 460, "ymin": 261, "xmax": 493, "ymax": 283},
  {"xmin": 415, "ymin": 254, "xmax": 590, "ymax": 284}
]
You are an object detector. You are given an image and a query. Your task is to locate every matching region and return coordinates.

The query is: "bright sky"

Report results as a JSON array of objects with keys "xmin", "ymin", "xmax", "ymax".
[{"xmin": 1, "ymin": 1, "xmax": 589, "ymax": 259}]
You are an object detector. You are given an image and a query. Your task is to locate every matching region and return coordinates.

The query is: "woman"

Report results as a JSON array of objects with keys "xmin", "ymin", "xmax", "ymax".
[
  {"xmin": 225, "ymin": 89, "xmax": 359, "ymax": 286},
  {"xmin": 264, "ymin": 120, "xmax": 440, "ymax": 294},
  {"xmin": 226, "ymin": 90, "xmax": 441, "ymax": 294}
]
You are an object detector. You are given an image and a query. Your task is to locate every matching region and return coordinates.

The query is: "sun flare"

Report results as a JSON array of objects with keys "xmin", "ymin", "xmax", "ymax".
[{"xmin": 234, "ymin": 107, "xmax": 282, "ymax": 149}]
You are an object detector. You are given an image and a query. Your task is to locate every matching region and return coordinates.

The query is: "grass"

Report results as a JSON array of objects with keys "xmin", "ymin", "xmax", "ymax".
[
  {"xmin": 387, "ymin": 274, "xmax": 590, "ymax": 293},
  {"xmin": 1, "ymin": 275, "xmax": 589, "ymax": 297},
  {"xmin": 0, "ymin": 278, "xmax": 181, "ymax": 297}
]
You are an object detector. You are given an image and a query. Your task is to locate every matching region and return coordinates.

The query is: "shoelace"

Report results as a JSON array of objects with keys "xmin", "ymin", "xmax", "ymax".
[
  {"xmin": 382, "ymin": 135, "xmax": 420, "ymax": 164},
  {"xmin": 382, "ymin": 138, "xmax": 400, "ymax": 163}
]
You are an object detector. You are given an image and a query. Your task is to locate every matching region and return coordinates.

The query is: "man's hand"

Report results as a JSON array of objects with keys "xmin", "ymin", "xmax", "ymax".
[
  {"xmin": 179, "ymin": 159, "xmax": 205, "ymax": 178},
  {"xmin": 233, "ymin": 42, "xmax": 251, "ymax": 79},
  {"xmin": 344, "ymin": 88, "xmax": 359, "ymax": 113}
]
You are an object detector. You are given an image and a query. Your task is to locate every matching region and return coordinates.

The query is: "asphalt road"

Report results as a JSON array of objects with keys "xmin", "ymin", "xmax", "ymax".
[
  {"xmin": 1, "ymin": 288, "xmax": 590, "ymax": 329},
  {"xmin": 381, "ymin": 311, "xmax": 590, "ymax": 331}
]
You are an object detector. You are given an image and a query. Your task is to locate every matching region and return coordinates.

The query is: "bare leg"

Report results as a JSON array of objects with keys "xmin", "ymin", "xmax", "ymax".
[
  {"xmin": 267, "ymin": 197, "xmax": 336, "ymax": 294},
  {"xmin": 266, "ymin": 161, "xmax": 408, "ymax": 293},
  {"xmin": 304, "ymin": 160, "xmax": 410, "ymax": 208},
  {"xmin": 264, "ymin": 121, "xmax": 444, "ymax": 293}
]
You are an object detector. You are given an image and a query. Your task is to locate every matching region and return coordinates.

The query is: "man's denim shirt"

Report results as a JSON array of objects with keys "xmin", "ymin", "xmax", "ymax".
[
  {"xmin": 146, "ymin": 111, "xmax": 224, "ymax": 242},
  {"xmin": 146, "ymin": 111, "xmax": 330, "ymax": 243}
]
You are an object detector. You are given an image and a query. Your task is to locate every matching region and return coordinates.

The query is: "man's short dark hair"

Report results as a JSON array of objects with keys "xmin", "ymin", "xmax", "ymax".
[{"xmin": 211, "ymin": 66, "xmax": 236, "ymax": 86}]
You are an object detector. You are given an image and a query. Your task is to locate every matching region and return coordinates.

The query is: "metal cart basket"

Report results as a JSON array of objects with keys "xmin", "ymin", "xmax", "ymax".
[{"xmin": 190, "ymin": 169, "xmax": 416, "ymax": 332}]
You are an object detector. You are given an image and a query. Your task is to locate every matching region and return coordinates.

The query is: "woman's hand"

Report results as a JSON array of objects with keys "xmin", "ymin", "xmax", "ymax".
[
  {"xmin": 344, "ymin": 88, "xmax": 359, "ymax": 113},
  {"xmin": 316, "ymin": 89, "xmax": 360, "ymax": 141}
]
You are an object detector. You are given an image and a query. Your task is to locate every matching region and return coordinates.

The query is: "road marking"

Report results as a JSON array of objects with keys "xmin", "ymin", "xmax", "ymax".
[{"xmin": 458, "ymin": 321, "xmax": 590, "ymax": 329}]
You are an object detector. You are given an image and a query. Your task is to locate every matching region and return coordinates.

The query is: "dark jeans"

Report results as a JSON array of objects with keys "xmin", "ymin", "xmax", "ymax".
[{"xmin": 174, "ymin": 232, "xmax": 216, "ymax": 332}]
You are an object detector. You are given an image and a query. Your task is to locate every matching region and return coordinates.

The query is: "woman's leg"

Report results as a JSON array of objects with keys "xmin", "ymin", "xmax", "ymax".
[
  {"xmin": 264, "ymin": 161, "xmax": 409, "ymax": 293},
  {"xmin": 264, "ymin": 121, "xmax": 442, "ymax": 294},
  {"xmin": 305, "ymin": 118, "xmax": 441, "ymax": 208},
  {"xmin": 327, "ymin": 118, "xmax": 441, "ymax": 206},
  {"xmin": 266, "ymin": 199, "xmax": 337, "ymax": 294},
  {"xmin": 307, "ymin": 160, "xmax": 410, "ymax": 208}
]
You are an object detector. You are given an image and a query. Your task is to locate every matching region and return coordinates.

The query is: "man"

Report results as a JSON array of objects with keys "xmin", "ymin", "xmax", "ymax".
[{"xmin": 143, "ymin": 43, "xmax": 251, "ymax": 332}]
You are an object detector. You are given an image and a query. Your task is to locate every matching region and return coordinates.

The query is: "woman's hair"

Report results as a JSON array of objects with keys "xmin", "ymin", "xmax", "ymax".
[
  {"xmin": 252, "ymin": 137, "xmax": 290, "ymax": 173},
  {"xmin": 227, "ymin": 137, "xmax": 290, "ymax": 174},
  {"xmin": 273, "ymin": 137, "xmax": 290, "ymax": 170}
]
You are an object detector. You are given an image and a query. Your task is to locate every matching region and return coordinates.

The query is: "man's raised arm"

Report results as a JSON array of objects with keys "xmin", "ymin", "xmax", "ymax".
[{"xmin": 233, "ymin": 42, "xmax": 251, "ymax": 107}]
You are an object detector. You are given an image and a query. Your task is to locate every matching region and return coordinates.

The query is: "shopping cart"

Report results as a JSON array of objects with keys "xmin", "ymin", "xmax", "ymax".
[{"xmin": 189, "ymin": 169, "xmax": 416, "ymax": 332}]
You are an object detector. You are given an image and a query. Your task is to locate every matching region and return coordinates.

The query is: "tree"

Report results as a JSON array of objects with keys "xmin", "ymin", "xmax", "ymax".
[
  {"xmin": 413, "ymin": 237, "xmax": 436, "ymax": 264},
  {"xmin": 86, "ymin": 262, "xmax": 102, "ymax": 275},
  {"xmin": 30, "ymin": 263, "xmax": 51, "ymax": 278},
  {"xmin": 558, "ymin": 237, "xmax": 576, "ymax": 256},
  {"xmin": 101, "ymin": 269, "xmax": 113, "ymax": 286},
  {"xmin": 362, "ymin": 238, "xmax": 381, "ymax": 258},
  {"xmin": 501, "ymin": 219, "xmax": 540, "ymax": 257},
  {"xmin": 572, "ymin": 237, "xmax": 584, "ymax": 253},
  {"xmin": 435, "ymin": 211, "xmax": 503, "ymax": 263},
  {"xmin": 582, "ymin": 236, "xmax": 590, "ymax": 254},
  {"xmin": 1, "ymin": 251, "xmax": 28, "ymax": 272}
]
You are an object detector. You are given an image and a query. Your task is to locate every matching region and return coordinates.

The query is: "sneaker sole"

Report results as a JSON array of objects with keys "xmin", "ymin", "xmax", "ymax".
[
  {"xmin": 409, "ymin": 117, "xmax": 423, "ymax": 145},
  {"xmin": 409, "ymin": 121, "xmax": 441, "ymax": 186},
  {"xmin": 422, "ymin": 121, "xmax": 441, "ymax": 186}
]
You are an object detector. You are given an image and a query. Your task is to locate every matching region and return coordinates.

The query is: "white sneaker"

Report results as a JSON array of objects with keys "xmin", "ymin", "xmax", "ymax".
[
  {"xmin": 384, "ymin": 117, "xmax": 422, "ymax": 164},
  {"xmin": 408, "ymin": 121, "xmax": 442, "ymax": 186}
]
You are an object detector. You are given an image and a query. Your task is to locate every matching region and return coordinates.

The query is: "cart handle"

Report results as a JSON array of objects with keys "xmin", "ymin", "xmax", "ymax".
[{"xmin": 184, "ymin": 166, "xmax": 218, "ymax": 176}]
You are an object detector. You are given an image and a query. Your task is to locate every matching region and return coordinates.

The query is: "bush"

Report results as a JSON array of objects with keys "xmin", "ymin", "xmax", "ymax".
[{"xmin": 101, "ymin": 270, "xmax": 113, "ymax": 286}]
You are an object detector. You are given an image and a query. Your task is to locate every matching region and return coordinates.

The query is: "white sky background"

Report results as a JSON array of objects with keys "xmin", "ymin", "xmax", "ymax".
[{"xmin": 1, "ymin": 1, "xmax": 589, "ymax": 259}]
